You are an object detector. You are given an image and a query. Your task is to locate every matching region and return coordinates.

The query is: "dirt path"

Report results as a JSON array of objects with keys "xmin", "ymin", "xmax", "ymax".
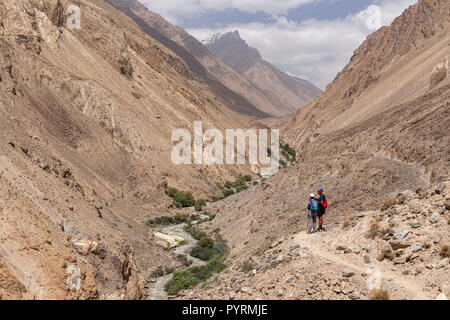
[{"xmin": 291, "ymin": 230, "xmax": 432, "ymax": 300}]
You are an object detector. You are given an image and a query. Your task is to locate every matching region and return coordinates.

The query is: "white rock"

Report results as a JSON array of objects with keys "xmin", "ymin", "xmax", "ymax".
[{"xmin": 154, "ymin": 232, "xmax": 185, "ymax": 248}]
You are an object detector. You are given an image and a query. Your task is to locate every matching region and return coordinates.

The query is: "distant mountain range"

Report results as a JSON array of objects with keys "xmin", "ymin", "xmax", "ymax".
[
  {"xmin": 108, "ymin": 0, "xmax": 320, "ymax": 117},
  {"xmin": 204, "ymin": 31, "xmax": 322, "ymax": 115}
]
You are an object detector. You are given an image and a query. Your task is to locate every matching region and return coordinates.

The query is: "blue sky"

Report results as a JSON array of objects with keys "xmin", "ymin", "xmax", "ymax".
[{"xmin": 141, "ymin": 0, "xmax": 418, "ymax": 89}]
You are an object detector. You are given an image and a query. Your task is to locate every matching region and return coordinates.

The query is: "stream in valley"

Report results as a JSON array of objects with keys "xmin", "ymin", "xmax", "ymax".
[{"xmin": 146, "ymin": 222, "xmax": 206, "ymax": 300}]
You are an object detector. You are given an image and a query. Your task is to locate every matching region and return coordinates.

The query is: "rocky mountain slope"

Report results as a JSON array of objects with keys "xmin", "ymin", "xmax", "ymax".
[
  {"xmin": 285, "ymin": 0, "xmax": 449, "ymax": 182},
  {"xmin": 107, "ymin": 0, "xmax": 319, "ymax": 117},
  {"xmin": 204, "ymin": 31, "xmax": 321, "ymax": 115},
  {"xmin": 172, "ymin": 0, "xmax": 449, "ymax": 300},
  {"xmin": 0, "ymin": 0, "xmax": 260, "ymax": 299},
  {"xmin": 183, "ymin": 181, "xmax": 450, "ymax": 300}
]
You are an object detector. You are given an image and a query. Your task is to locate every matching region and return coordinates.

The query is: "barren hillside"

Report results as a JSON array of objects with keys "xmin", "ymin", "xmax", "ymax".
[{"xmin": 0, "ymin": 0, "xmax": 259, "ymax": 299}]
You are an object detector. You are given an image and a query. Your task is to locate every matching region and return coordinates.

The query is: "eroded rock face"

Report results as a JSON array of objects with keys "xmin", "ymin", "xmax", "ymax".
[{"xmin": 430, "ymin": 57, "xmax": 448, "ymax": 89}]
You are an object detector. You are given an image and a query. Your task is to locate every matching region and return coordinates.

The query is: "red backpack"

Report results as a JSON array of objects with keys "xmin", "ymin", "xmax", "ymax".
[{"xmin": 323, "ymin": 196, "xmax": 328, "ymax": 209}]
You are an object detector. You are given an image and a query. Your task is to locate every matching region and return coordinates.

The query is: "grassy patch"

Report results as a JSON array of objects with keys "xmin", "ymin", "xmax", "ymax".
[
  {"xmin": 222, "ymin": 189, "xmax": 235, "ymax": 198},
  {"xmin": 194, "ymin": 199, "xmax": 207, "ymax": 212},
  {"xmin": 369, "ymin": 288, "xmax": 390, "ymax": 300},
  {"xmin": 342, "ymin": 216, "xmax": 354, "ymax": 229},
  {"xmin": 165, "ymin": 256, "xmax": 226, "ymax": 296},
  {"xmin": 167, "ymin": 188, "xmax": 195, "ymax": 208},
  {"xmin": 280, "ymin": 144, "xmax": 296, "ymax": 162},
  {"xmin": 236, "ymin": 185, "xmax": 249, "ymax": 193},
  {"xmin": 206, "ymin": 98, "xmax": 219, "ymax": 110},
  {"xmin": 379, "ymin": 198, "xmax": 397, "ymax": 211},
  {"xmin": 366, "ymin": 219, "xmax": 380, "ymax": 239},
  {"xmin": 165, "ymin": 228, "xmax": 229, "ymax": 296},
  {"xmin": 151, "ymin": 266, "xmax": 175, "ymax": 278},
  {"xmin": 191, "ymin": 236, "xmax": 228, "ymax": 261},
  {"xmin": 439, "ymin": 242, "xmax": 449, "ymax": 258},
  {"xmin": 177, "ymin": 254, "xmax": 193, "ymax": 267},
  {"xmin": 151, "ymin": 266, "xmax": 165, "ymax": 278},
  {"xmin": 146, "ymin": 213, "xmax": 190, "ymax": 227},
  {"xmin": 253, "ymin": 237, "xmax": 275, "ymax": 256},
  {"xmin": 240, "ymin": 259, "xmax": 257, "ymax": 272}
]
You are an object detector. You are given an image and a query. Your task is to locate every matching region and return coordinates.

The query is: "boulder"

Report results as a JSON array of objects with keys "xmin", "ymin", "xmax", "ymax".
[
  {"xmin": 444, "ymin": 200, "xmax": 450, "ymax": 210},
  {"xmin": 390, "ymin": 240, "xmax": 412, "ymax": 250},
  {"xmin": 378, "ymin": 244, "xmax": 393, "ymax": 261},
  {"xmin": 349, "ymin": 292, "xmax": 360, "ymax": 300},
  {"xmin": 240, "ymin": 287, "xmax": 251, "ymax": 294},
  {"xmin": 409, "ymin": 222, "xmax": 421, "ymax": 229},
  {"xmin": 434, "ymin": 293, "xmax": 448, "ymax": 300},
  {"xmin": 393, "ymin": 228, "xmax": 409, "ymax": 240},
  {"xmin": 342, "ymin": 270, "xmax": 355, "ymax": 278},
  {"xmin": 154, "ymin": 232, "xmax": 185, "ymax": 248},
  {"xmin": 394, "ymin": 257, "xmax": 407, "ymax": 265},
  {"xmin": 71, "ymin": 238, "xmax": 98, "ymax": 256},
  {"xmin": 429, "ymin": 213, "xmax": 441, "ymax": 224},
  {"xmin": 435, "ymin": 183, "xmax": 445, "ymax": 195}
]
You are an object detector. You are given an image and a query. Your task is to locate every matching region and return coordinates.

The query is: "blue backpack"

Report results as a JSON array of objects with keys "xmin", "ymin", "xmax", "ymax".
[{"xmin": 309, "ymin": 199, "xmax": 319, "ymax": 212}]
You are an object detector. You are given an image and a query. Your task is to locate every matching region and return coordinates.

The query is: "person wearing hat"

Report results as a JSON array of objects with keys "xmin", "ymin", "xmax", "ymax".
[
  {"xmin": 317, "ymin": 188, "xmax": 328, "ymax": 231},
  {"xmin": 307, "ymin": 193, "xmax": 319, "ymax": 234}
]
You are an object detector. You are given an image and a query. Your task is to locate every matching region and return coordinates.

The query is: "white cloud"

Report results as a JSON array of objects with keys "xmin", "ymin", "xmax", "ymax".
[
  {"xmin": 187, "ymin": 0, "xmax": 417, "ymax": 89},
  {"xmin": 140, "ymin": 0, "xmax": 317, "ymax": 23}
]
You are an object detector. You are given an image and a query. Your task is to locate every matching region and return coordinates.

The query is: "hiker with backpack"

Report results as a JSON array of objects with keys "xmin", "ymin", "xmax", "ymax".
[
  {"xmin": 317, "ymin": 188, "xmax": 328, "ymax": 231},
  {"xmin": 307, "ymin": 194, "xmax": 319, "ymax": 234}
]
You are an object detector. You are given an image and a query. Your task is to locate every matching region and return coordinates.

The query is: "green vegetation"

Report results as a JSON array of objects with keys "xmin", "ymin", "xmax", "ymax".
[
  {"xmin": 222, "ymin": 188, "xmax": 235, "ymax": 198},
  {"xmin": 194, "ymin": 199, "xmax": 207, "ymax": 212},
  {"xmin": 151, "ymin": 266, "xmax": 165, "ymax": 278},
  {"xmin": 215, "ymin": 182, "xmax": 224, "ymax": 189},
  {"xmin": 206, "ymin": 98, "xmax": 219, "ymax": 110},
  {"xmin": 167, "ymin": 188, "xmax": 195, "ymax": 208},
  {"xmin": 146, "ymin": 213, "xmax": 190, "ymax": 227},
  {"xmin": 217, "ymin": 175, "xmax": 255, "ymax": 199},
  {"xmin": 280, "ymin": 143, "xmax": 296, "ymax": 162},
  {"xmin": 165, "ymin": 256, "xmax": 226, "ymax": 296},
  {"xmin": 191, "ymin": 235, "xmax": 228, "ymax": 261},
  {"xmin": 236, "ymin": 185, "xmax": 249, "ymax": 193},
  {"xmin": 193, "ymin": 231, "xmax": 207, "ymax": 240},
  {"xmin": 151, "ymin": 266, "xmax": 175, "ymax": 278},
  {"xmin": 233, "ymin": 176, "xmax": 246, "ymax": 188},
  {"xmin": 166, "ymin": 227, "xmax": 229, "ymax": 296},
  {"xmin": 177, "ymin": 254, "xmax": 193, "ymax": 267}
]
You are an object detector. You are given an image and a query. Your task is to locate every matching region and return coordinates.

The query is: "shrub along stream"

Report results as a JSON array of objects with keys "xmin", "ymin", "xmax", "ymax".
[{"xmin": 165, "ymin": 223, "xmax": 229, "ymax": 296}]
